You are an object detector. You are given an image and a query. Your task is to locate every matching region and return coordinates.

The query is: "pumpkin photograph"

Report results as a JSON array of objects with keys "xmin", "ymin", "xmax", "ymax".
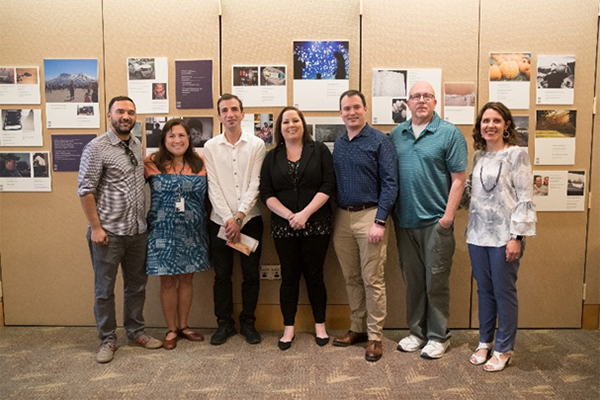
[{"xmin": 489, "ymin": 52, "xmax": 531, "ymax": 81}]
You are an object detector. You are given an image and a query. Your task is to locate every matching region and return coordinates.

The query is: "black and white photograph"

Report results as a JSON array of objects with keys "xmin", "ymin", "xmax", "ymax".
[
  {"xmin": 537, "ymin": 55, "xmax": 575, "ymax": 105},
  {"xmin": 128, "ymin": 58, "xmax": 156, "ymax": 80},
  {"xmin": 145, "ymin": 117, "xmax": 168, "ymax": 149},
  {"xmin": 314, "ymin": 124, "xmax": 345, "ymax": 142},
  {"xmin": 32, "ymin": 152, "xmax": 49, "ymax": 177},
  {"xmin": 373, "ymin": 69, "xmax": 407, "ymax": 97},
  {"xmin": 183, "ymin": 117, "xmax": 213, "ymax": 148},
  {"xmin": 567, "ymin": 171, "xmax": 585, "ymax": 197}
]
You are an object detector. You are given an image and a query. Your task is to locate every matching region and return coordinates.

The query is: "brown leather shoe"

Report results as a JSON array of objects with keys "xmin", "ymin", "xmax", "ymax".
[
  {"xmin": 163, "ymin": 330, "xmax": 178, "ymax": 350},
  {"xmin": 365, "ymin": 340, "xmax": 382, "ymax": 362},
  {"xmin": 178, "ymin": 326, "xmax": 204, "ymax": 342},
  {"xmin": 333, "ymin": 330, "xmax": 369, "ymax": 347}
]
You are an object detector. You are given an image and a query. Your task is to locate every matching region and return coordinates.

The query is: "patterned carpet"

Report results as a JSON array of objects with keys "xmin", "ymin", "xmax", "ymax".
[{"xmin": 0, "ymin": 327, "xmax": 598, "ymax": 399}]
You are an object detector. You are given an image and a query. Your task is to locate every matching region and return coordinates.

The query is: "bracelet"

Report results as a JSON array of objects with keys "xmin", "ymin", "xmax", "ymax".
[{"xmin": 374, "ymin": 219, "xmax": 386, "ymax": 227}]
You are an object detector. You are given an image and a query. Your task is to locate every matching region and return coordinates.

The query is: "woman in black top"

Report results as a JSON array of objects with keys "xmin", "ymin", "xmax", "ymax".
[{"xmin": 260, "ymin": 106, "xmax": 335, "ymax": 350}]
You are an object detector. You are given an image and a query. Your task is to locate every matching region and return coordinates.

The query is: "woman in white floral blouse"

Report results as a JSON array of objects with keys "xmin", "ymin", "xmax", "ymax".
[{"xmin": 466, "ymin": 102, "xmax": 537, "ymax": 372}]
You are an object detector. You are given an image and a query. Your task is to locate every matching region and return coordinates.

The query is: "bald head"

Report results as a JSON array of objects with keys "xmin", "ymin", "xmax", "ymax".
[{"xmin": 407, "ymin": 81, "xmax": 437, "ymax": 125}]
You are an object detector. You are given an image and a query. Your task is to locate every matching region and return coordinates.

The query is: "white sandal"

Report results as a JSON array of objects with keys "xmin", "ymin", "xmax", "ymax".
[
  {"xmin": 483, "ymin": 350, "xmax": 514, "ymax": 372},
  {"xmin": 469, "ymin": 342, "xmax": 493, "ymax": 365}
]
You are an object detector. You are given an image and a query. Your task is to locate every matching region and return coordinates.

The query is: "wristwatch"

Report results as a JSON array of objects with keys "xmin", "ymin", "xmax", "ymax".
[
  {"xmin": 233, "ymin": 216, "xmax": 243, "ymax": 226},
  {"xmin": 511, "ymin": 235, "xmax": 523, "ymax": 241},
  {"xmin": 374, "ymin": 219, "xmax": 386, "ymax": 227}
]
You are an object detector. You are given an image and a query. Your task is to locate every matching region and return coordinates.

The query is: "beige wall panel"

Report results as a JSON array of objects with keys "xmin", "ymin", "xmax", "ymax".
[
  {"xmin": 102, "ymin": 0, "xmax": 220, "ymax": 328},
  {"xmin": 362, "ymin": 0, "xmax": 481, "ymax": 328},
  {"xmin": 0, "ymin": 0, "xmax": 104, "ymax": 325},
  {"xmin": 474, "ymin": 0, "xmax": 599, "ymax": 327},
  {"xmin": 586, "ymin": 24, "xmax": 600, "ymax": 305},
  {"xmin": 220, "ymin": 0, "xmax": 360, "ymax": 328}
]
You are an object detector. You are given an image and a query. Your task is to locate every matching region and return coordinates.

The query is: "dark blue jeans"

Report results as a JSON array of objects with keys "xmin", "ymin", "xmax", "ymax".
[
  {"xmin": 87, "ymin": 229, "xmax": 148, "ymax": 343},
  {"xmin": 468, "ymin": 244, "xmax": 521, "ymax": 353},
  {"xmin": 209, "ymin": 217, "xmax": 263, "ymax": 325}
]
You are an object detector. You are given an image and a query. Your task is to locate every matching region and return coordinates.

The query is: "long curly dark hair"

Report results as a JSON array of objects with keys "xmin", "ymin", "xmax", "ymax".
[
  {"xmin": 151, "ymin": 119, "xmax": 204, "ymax": 174},
  {"xmin": 472, "ymin": 102, "xmax": 521, "ymax": 150}
]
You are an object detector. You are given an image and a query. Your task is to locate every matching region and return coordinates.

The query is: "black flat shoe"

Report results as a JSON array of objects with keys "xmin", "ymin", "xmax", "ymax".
[
  {"xmin": 278, "ymin": 335, "xmax": 295, "ymax": 351},
  {"xmin": 315, "ymin": 336, "xmax": 330, "ymax": 347}
]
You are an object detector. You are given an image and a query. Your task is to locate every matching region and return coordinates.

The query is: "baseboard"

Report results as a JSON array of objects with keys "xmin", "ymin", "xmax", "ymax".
[
  {"xmin": 582, "ymin": 304, "xmax": 599, "ymax": 330},
  {"xmin": 236, "ymin": 304, "xmax": 351, "ymax": 331},
  {"xmin": 0, "ymin": 300, "xmax": 4, "ymax": 326}
]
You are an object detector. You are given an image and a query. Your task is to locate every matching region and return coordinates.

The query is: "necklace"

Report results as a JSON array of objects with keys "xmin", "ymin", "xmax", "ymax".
[{"xmin": 479, "ymin": 160, "xmax": 503, "ymax": 192}]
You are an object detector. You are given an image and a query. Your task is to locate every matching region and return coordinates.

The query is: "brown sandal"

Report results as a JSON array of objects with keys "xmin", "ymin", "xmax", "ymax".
[
  {"xmin": 163, "ymin": 330, "xmax": 178, "ymax": 350},
  {"xmin": 178, "ymin": 326, "xmax": 204, "ymax": 342}
]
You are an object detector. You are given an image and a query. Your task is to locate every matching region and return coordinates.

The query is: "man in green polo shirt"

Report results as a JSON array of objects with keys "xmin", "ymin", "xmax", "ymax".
[{"xmin": 390, "ymin": 81, "xmax": 468, "ymax": 360}]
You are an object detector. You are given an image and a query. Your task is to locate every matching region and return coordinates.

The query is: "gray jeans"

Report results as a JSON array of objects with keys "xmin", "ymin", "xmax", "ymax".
[
  {"xmin": 87, "ymin": 229, "xmax": 148, "ymax": 343},
  {"xmin": 396, "ymin": 222, "xmax": 455, "ymax": 343}
]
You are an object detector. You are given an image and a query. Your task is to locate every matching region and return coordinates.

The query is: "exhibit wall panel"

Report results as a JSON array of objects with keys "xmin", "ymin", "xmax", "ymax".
[
  {"xmin": 585, "ymin": 22, "xmax": 600, "ymax": 306},
  {"xmin": 220, "ymin": 0, "xmax": 361, "ymax": 322},
  {"xmin": 102, "ymin": 0, "xmax": 221, "ymax": 328},
  {"xmin": 361, "ymin": 0, "xmax": 481, "ymax": 328},
  {"xmin": 0, "ymin": 0, "xmax": 106, "ymax": 325},
  {"xmin": 476, "ymin": 0, "xmax": 599, "ymax": 327}
]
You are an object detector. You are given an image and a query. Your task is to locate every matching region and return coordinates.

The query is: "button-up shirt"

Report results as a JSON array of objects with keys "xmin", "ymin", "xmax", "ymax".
[
  {"xmin": 77, "ymin": 129, "xmax": 146, "ymax": 235},
  {"xmin": 203, "ymin": 130, "xmax": 265, "ymax": 226},
  {"xmin": 333, "ymin": 123, "xmax": 398, "ymax": 222}
]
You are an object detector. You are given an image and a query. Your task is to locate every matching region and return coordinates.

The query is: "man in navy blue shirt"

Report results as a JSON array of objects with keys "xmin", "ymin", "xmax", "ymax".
[{"xmin": 332, "ymin": 90, "xmax": 398, "ymax": 362}]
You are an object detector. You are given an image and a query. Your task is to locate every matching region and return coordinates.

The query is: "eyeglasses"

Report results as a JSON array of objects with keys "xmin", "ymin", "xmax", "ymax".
[
  {"xmin": 123, "ymin": 144, "xmax": 138, "ymax": 166},
  {"xmin": 409, "ymin": 93, "xmax": 435, "ymax": 102}
]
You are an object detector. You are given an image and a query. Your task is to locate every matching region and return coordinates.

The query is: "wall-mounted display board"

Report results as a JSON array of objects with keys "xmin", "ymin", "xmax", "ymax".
[{"xmin": 477, "ymin": 0, "xmax": 598, "ymax": 328}]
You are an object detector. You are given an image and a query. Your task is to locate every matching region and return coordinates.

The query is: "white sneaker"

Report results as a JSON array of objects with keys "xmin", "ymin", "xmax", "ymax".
[
  {"xmin": 420, "ymin": 340, "xmax": 450, "ymax": 359},
  {"xmin": 397, "ymin": 334, "xmax": 426, "ymax": 352}
]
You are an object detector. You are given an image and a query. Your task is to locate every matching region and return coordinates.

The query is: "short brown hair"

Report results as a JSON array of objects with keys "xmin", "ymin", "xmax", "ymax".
[{"xmin": 217, "ymin": 93, "xmax": 243, "ymax": 114}]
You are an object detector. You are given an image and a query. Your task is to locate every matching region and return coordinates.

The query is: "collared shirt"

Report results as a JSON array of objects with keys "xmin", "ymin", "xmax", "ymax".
[
  {"xmin": 77, "ymin": 129, "xmax": 146, "ymax": 235},
  {"xmin": 203, "ymin": 130, "xmax": 265, "ymax": 226},
  {"xmin": 391, "ymin": 112, "xmax": 468, "ymax": 228},
  {"xmin": 333, "ymin": 123, "xmax": 398, "ymax": 221}
]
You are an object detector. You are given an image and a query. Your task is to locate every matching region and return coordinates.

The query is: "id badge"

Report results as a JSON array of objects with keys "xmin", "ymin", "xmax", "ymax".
[{"xmin": 175, "ymin": 197, "xmax": 185, "ymax": 212}]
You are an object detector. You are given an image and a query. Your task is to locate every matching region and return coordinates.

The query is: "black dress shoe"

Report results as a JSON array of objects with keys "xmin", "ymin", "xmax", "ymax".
[
  {"xmin": 315, "ymin": 336, "xmax": 330, "ymax": 347},
  {"xmin": 210, "ymin": 322, "xmax": 236, "ymax": 345},
  {"xmin": 278, "ymin": 335, "xmax": 295, "ymax": 351},
  {"xmin": 240, "ymin": 322, "xmax": 262, "ymax": 344}
]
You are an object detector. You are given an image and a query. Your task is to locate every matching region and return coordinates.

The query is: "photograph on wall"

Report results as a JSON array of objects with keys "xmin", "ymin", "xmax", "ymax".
[
  {"xmin": 534, "ymin": 109, "xmax": 576, "ymax": 165},
  {"xmin": 371, "ymin": 69, "xmax": 407, "ymax": 125},
  {"xmin": 175, "ymin": 60, "xmax": 213, "ymax": 109},
  {"xmin": 532, "ymin": 170, "xmax": 585, "ymax": 211},
  {"xmin": 182, "ymin": 117, "xmax": 214, "ymax": 149},
  {"xmin": 51, "ymin": 134, "xmax": 96, "ymax": 172},
  {"xmin": 305, "ymin": 116, "xmax": 344, "ymax": 152},
  {"xmin": 145, "ymin": 116, "xmax": 168, "ymax": 155},
  {"xmin": 232, "ymin": 65, "xmax": 286, "ymax": 107},
  {"xmin": 0, "ymin": 151, "xmax": 51, "ymax": 192},
  {"xmin": 0, "ymin": 109, "xmax": 43, "ymax": 146},
  {"xmin": 43, "ymin": 59, "xmax": 99, "ymax": 129},
  {"xmin": 293, "ymin": 41, "xmax": 349, "ymax": 111},
  {"xmin": 241, "ymin": 113, "xmax": 273, "ymax": 145},
  {"xmin": 443, "ymin": 83, "xmax": 475, "ymax": 125},
  {"xmin": 127, "ymin": 57, "xmax": 168, "ymax": 114},
  {"xmin": 0, "ymin": 66, "xmax": 41, "ymax": 105},
  {"xmin": 371, "ymin": 68, "xmax": 441, "ymax": 125},
  {"xmin": 513, "ymin": 116, "xmax": 529, "ymax": 152},
  {"xmin": 489, "ymin": 52, "xmax": 531, "ymax": 110},
  {"xmin": 536, "ymin": 55, "xmax": 575, "ymax": 105}
]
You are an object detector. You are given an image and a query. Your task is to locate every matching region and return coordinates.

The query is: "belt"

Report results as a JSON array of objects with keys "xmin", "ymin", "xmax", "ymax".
[{"xmin": 339, "ymin": 203, "xmax": 378, "ymax": 212}]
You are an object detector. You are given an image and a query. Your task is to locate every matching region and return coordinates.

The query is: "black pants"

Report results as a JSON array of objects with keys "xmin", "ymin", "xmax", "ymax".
[
  {"xmin": 210, "ymin": 217, "xmax": 263, "ymax": 324},
  {"xmin": 274, "ymin": 234, "xmax": 330, "ymax": 326}
]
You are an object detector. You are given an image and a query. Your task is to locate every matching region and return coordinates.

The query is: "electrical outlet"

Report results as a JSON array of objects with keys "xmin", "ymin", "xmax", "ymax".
[{"xmin": 260, "ymin": 264, "xmax": 281, "ymax": 280}]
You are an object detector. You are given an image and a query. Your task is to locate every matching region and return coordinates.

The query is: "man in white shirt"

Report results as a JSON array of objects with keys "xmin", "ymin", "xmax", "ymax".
[{"xmin": 204, "ymin": 93, "xmax": 265, "ymax": 345}]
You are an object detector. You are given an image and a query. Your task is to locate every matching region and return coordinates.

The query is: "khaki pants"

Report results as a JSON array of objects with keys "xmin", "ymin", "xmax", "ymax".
[{"xmin": 333, "ymin": 208, "xmax": 389, "ymax": 340}]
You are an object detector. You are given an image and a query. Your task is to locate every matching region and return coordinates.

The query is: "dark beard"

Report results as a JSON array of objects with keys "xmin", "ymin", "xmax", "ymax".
[{"xmin": 111, "ymin": 119, "xmax": 133, "ymax": 136}]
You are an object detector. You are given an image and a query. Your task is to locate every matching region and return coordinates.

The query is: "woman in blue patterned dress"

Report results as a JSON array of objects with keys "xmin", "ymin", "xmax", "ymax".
[
  {"xmin": 144, "ymin": 119, "xmax": 210, "ymax": 350},
  {"xmin": 467, "ymin": 102, "xmax": 536, "ymax": 371}
]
